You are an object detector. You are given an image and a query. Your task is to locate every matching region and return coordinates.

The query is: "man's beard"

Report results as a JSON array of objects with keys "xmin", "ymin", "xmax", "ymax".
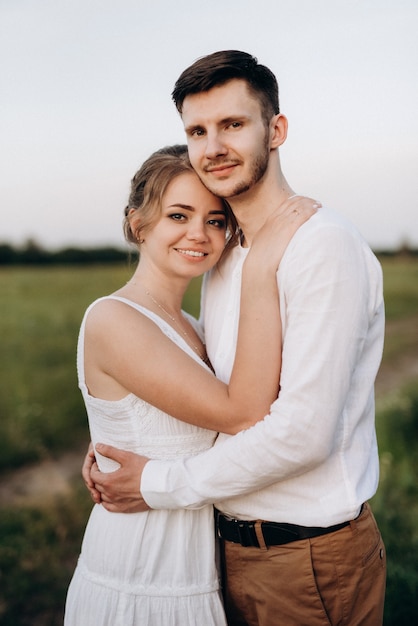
[
  {"xmin": 227, "ymin": 144, "xmax": 270, "ymax": 198},
  {"xmin": 206, "ymin": 134, "xmax": 270, "ymax": 199}
]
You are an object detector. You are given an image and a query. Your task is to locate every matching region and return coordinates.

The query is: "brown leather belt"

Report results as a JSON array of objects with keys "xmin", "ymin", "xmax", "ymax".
[{"xmin": 216, "ymin": 510, "xmax": 356, "ymax": 548}]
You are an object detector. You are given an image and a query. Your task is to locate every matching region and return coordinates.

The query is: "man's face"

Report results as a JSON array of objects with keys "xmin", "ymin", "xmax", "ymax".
[{"xmin": 181, "ymin": 79, "xmax": 271, "ymax": 199}]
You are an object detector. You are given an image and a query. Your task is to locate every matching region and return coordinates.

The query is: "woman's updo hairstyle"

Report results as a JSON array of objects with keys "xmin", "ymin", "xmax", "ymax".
[
  {"xmin": 123, "ymin": 144, "xmax": 239, "ymax": 255},
  {"xmin": 123, "ymin": 145, "xmax": 192, "ymax": 244}
]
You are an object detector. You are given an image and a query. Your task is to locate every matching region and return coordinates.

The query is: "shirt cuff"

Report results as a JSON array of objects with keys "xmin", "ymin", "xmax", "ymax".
[
  {"xmin": 141, "ymin": 459, "xmax": 174, "ymax": 509},
  {"xmin": 141, "ymin": 458, "xmax": 208, "ymax": 510}
]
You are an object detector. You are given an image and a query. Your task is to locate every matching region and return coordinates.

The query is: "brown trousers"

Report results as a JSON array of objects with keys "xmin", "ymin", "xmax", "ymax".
[{"xmin": 220, "ymin": 502, "xmax": 386, "ymax": 626}]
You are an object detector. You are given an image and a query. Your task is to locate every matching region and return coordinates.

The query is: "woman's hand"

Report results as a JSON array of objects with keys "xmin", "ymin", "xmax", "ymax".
[{"xmin": 250, "ymin": 195, "xmax": 320, "ymax": 270}]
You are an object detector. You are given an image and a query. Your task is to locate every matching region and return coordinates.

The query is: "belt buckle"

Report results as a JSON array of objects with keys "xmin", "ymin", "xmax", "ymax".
[{"xmin": 236, "ymin": 520, "xmax": 259, "ymax": 547}]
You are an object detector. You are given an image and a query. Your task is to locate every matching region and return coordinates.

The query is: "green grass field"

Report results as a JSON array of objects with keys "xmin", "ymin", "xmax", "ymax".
[
  {"xmin": 0, "ymin": 258, "xmax": 417, "ymax": 625},
  {"xmin": 0, "ymin": 264, "xmax": 130, "ymax": 470},
  {"xmin": 380, "ymin": 257, "xmax": 418, "ymax": 319},
  {"xmin": 0, "ymin": 263, "xmax": 202, "ymax": 472}
]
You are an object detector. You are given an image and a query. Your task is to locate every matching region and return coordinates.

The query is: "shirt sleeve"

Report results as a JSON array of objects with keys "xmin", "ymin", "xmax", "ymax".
[{"xmin": 141, "ymin": 222, "xmax": 384, "ymax": 510}]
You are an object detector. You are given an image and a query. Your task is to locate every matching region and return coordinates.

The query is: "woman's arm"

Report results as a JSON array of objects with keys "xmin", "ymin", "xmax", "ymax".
[
  {"xmin": 227, "ymin": 196, "xmax": 319, "ymax": 429},
  {"xmin": 86, "ymin": 197, "xmax": 317, "ymax": 435}
]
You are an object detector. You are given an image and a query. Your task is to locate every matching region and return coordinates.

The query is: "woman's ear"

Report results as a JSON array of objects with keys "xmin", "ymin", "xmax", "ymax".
[
  {"xmin": 269, "ymin": 113, "xmax": 288, "ymax": 149},
  {"xmin": 128, "ymin": 209, "xmax": 144, "ymax": 243}
]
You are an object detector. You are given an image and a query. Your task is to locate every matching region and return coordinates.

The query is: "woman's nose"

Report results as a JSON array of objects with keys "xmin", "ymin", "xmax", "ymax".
[{"xmin": 186, "ymin": 220, "xmax": 209, "ymax": 241}]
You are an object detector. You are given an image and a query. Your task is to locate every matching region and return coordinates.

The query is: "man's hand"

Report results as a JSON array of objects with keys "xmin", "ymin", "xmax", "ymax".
[
  {"xmin": 82, "ymin": 442, "xmax": 102, "ymax": 504},
  {"xmin": 83, "ymin": 442, "xmax": 151, "ymax": 513}
]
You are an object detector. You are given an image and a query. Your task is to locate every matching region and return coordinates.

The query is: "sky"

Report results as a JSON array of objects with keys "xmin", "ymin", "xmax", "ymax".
[{"xmin": 1, "ymin": 0, "xmax": 417, "ymax": 252}]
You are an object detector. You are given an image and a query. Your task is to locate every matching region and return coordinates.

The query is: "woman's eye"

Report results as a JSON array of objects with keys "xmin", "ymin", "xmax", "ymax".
[
  {"xmin": 208, "ymin": 219, "xmax": 226, "ymax": 229},
  {"xmin": 169, "ymin": 213, "xmax": 186, "ymax": 221}
]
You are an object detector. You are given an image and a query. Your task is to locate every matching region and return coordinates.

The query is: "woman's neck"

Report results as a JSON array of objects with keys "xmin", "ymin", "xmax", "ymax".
[{"xmin": 117, "ymin": 266, "xmax": 188, "ymax": 317}]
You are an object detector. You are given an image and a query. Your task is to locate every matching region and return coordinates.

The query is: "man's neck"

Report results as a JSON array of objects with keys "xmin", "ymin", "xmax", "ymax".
[{"xmin": 228, "ymin": 166, "xmax": 294, "ymax": 247}]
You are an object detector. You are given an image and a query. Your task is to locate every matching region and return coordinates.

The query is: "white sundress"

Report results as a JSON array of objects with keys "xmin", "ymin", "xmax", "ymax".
[{"xmin": 64, "ymin": 296, "xmax": 226, "ymax": 626}]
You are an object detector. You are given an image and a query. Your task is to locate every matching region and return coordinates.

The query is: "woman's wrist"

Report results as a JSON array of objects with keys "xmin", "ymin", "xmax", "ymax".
[{"xmin": 243, "ymin": 251, "xmax": 279, "ymax": 281}]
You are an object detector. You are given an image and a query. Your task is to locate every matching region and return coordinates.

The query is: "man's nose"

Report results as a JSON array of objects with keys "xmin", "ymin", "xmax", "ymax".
[{"xmin": 204, "ymin": 132, "xmax": 227, "ymax": 159}]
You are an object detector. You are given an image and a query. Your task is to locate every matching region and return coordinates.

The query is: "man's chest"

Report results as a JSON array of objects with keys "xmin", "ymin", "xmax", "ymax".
[{"xmin": 203, "ymin": 258, "xmax": 244, "ymax": 383}]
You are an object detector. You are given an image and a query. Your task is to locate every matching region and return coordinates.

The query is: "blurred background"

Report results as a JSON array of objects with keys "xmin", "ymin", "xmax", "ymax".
[
  {"xmin": 1, "ymin": 1, "xmax": 417, "ymax": 624},
  {"xmin": 1, "ymin": 0, "xmax": 417, "ymax": 252}
]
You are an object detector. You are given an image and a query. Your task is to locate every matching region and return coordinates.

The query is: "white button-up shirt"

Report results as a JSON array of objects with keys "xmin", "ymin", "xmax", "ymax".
[{"xmin": 141, "ymin": 207, "xmax": 385, "ymax": 527}]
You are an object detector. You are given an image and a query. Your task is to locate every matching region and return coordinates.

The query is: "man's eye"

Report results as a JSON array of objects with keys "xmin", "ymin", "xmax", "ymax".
[
  {"xmin": 228, "ymin": 122, "xmax": 241, "ymax": 129},
  {"xmin": 191, "ymin": 128, "xmax": 205, "ymax": 137}
]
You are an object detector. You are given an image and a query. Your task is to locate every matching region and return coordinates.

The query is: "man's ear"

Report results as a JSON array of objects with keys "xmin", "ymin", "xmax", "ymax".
[{"xmin": 269, "ymin": 113, "xmax": 288, "ymax": 149}]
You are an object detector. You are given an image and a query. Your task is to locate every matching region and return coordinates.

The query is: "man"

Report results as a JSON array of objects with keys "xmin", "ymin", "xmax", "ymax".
[{"xmin": 85, "ymin": 51, "xmax": 386, "ymax": 625}]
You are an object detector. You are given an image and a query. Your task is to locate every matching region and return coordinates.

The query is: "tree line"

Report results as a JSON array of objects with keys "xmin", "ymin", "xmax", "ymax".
[
  {"xmin": 0, "ymin": 238, "xmax": 417, "ymax": 266},
  {"xmin": 0, "ymin": 240, "xmax": 132, "ymax": 265}
]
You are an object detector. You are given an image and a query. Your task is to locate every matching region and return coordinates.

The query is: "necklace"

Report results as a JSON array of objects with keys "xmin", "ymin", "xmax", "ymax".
[{"xmin": 145, "ymin": 289, "xmax": 213, "ymax": 370}]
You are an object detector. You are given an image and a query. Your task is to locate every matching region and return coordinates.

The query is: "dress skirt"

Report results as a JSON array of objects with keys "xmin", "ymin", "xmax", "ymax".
[{"xmin": 64, "ymin": 503, "xmax": 226, "ymax": 625}]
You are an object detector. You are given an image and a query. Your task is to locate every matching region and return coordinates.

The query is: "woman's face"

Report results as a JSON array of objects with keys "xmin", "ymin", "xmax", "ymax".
[{"xmin": 141, "ymin": 171, "xmax": 227, "ymax": 280}]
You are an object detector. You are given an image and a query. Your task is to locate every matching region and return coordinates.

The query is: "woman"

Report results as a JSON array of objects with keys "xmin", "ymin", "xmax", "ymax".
[{"xmin": 64, "ymin": 145, "xmax": 317, "ymax": 625}]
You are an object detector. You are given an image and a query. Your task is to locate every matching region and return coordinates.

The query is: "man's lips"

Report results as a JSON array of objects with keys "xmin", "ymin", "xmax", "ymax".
[{"xmin": 204, "ymin": 162, "xmax": 239, "ymax": 175}]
